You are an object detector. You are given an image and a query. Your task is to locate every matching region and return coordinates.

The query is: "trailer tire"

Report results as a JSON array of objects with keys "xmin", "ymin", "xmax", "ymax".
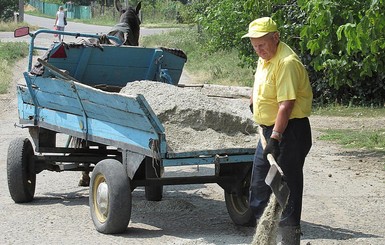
[
  {"xmin": 224, "ymin": 172, "xmax": 255, "ymax": 227},
  {"xmin": 90, "ymin": 159, "xmax": 131, "ymax": 234},
  {"xmin": 7, "ymin": 137, "xmax": 36, "ymax": 203}
]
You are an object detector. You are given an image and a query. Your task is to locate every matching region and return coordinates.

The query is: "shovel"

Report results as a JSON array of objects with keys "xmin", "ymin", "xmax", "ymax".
[{"xmin": 258, "ymin": 126, "xmax": 290, "ymax": 208}]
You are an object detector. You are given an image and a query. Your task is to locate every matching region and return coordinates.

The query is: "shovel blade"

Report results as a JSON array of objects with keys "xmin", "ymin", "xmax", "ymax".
[{"xmin": 265, "ymin": 164, "xmax": 290, "ymax": 208}]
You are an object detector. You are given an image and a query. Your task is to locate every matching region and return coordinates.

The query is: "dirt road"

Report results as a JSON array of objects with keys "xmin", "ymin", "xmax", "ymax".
[{"xmin": 1, "ymin": 36, "xmax": 384, "ymax": 244}]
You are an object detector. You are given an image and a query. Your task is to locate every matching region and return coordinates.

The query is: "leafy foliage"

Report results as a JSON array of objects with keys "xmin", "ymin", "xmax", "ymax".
[
  {"xmin": 195, "ymin": 0, "xmax": 306, "ymax": 80},
  {"xmin": 298, "ymin": 0, "xmax": 385, "ymax": 106},
  {"xmin": 0, "ymin": 0, "xmax": 18, "ymax": 21},
  {"xmin": 194, "ymin": 0, "xmax": 385, "ymax": 106},
  {"xmin": 196, "ymin": 1, "xmax": 293, "ymax": 60}
]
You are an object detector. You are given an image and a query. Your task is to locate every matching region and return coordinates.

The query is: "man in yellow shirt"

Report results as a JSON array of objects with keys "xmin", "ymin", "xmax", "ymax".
[{"xmin": 242, "ymin": 17, "xmax": 313, "ymax": 245}]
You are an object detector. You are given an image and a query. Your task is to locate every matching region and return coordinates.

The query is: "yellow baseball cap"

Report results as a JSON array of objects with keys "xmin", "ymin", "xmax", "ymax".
[{"xmin": 242, "ymin": 17, "xmax": 278, "ymax": 39}]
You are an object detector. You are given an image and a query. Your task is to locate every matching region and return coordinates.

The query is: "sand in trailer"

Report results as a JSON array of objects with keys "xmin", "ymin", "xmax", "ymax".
[{"xmin": 120, "ymin": 80, "xmax": 258, "ymax": 152}]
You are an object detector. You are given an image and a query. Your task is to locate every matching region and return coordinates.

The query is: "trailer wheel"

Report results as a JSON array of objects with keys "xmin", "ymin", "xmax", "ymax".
[
  {"xmin": 7, "ymin": 137, "xmax": 36, "ymax": 203},
  {"xmin": 224, "ymin": 172, "xmax": 255, "ymax": 227},
  {"xmin": 89, "ymin": 159, "xmax": 131, "ymax": 234}
]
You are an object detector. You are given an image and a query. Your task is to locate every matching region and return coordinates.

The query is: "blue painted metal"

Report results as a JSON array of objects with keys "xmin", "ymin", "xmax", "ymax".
[
  {"xmin": 163, "ymin": 148, "xmax": 255, "ymax": 167},
  {"xmin": 22, "ymin": 72, "xmax": 39, "ymax": 125},
  {"xmin": 162, "ymin": 153, "xmax": 254, "ymax": 167},
  {"xmin": 18, "ymin": 74, "xmax": 255, "ymax": 168},
  {"xmin": 73, "ymin": 47, "xmax": 92, "ymax": 82},
  {"xmin": 16, "ymin": 29, "xmax": 254, "ymax": 180},
  {"xmin": 145, "ymin": 48, "xmax": 163, "ymax": 81},
  {"xmin": 166, "ymin": 148, "xmax": 255, "ymax": 159},
  {"xmin": 19, "ymin": 77, "xmax": 157, "ymax": 131},
  {"xmin": 18, "ymin": 77, "xmax": 163, "ymax": 158},
  {"xmin": 26, "ymin": 29, "xmax": 122, "ymax": 71},
  {"xmin": 45, "ymin": 44, "xmax": 186, "ymax": 87},
  {"xmin": 160, "ymin": 69, "xmax": 173, "ymax": 84},
  {"xmin": 70, "ymin": 82, "xmax": 89, "ymax": 140}
]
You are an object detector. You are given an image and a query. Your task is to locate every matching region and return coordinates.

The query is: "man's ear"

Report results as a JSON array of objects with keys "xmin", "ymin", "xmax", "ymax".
[{"xmin": 273, "ymin": 32, "xmax": 280, "ymax": 43}]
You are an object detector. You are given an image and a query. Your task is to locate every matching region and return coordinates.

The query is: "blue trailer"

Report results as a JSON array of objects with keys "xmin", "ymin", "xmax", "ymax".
[{"xmin": 7, "ymin": 28, "xmax": 256, "ymax": 234}]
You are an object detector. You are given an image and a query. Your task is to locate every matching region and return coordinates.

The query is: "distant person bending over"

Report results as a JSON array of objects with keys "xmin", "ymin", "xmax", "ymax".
[
  {"xmin": 54, "ymin": 6, "xmax": 66, "ymax": 41},
  {"xmin": 243, "ymin": 17, "xmax": 313, "ymax": 245}
]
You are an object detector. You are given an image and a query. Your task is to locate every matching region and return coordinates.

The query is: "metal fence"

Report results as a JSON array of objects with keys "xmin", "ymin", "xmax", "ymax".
[
  {"xmin": 29, "ymin": 0, "xmax": 92, "ymax": 19},
  {"xmin": 28, "ymin": 0, "xmax": 180, "ymax": 22}
]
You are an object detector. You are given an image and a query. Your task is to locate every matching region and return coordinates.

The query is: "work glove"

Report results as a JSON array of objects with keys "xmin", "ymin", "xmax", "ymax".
[{"xmin": 263, "ymin": 138, "xmax": 280, "ymax": 160}]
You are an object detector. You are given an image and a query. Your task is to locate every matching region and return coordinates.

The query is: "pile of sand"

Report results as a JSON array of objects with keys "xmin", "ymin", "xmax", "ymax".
[{"xmin": 120, "ymin": 81, "xmax": 257, "ymax": 152}]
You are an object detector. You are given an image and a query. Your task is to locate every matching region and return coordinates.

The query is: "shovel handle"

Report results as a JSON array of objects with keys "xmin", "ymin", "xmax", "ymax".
[
  {"xmin": 258, "ymin": 126, "xmax": 268, "ymax": 149},
  {"xmin": 258, "ymin": 126, "xmax": 285, "ymax": 176}
]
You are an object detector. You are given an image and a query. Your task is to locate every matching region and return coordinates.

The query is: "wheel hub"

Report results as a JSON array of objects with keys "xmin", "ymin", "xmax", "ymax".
[{"xmin": 96, "ymin": 182, "xmax": 109, "ymax": 216}]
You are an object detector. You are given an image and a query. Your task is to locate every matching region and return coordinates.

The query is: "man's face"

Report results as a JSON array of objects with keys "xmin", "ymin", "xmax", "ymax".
[{"xmin": 250, "ymin": 32, "xmax": 279, "ymax": 61}]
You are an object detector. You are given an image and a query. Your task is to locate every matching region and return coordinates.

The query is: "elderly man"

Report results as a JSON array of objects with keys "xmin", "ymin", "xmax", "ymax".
[{"xmin": 242, "ymin": 17, "xmax": 313, "ymax": 244}]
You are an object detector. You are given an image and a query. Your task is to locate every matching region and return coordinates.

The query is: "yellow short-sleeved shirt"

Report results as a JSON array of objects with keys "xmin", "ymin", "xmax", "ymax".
[{"xmin": 252, "ymin": 42, "xmax": 313, "ymax": 126}]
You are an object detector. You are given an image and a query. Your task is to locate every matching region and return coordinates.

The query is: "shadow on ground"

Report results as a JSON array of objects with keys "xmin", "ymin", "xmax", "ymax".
[{"xmin": 302, "ymin": 221, "xmax": 382, "ymax": 241}]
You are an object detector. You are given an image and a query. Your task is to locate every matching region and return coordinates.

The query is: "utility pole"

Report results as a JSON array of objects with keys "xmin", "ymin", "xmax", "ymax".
[{"xmin": 18, "ymin": 0, "xmax": 24, "ymax": 22}]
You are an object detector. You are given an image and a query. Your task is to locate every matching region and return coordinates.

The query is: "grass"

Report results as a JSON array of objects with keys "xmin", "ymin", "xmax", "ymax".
[
  {"xmin": 319, "ymin": 129, "xmax": 385, "ymax": 153},
  {"xmin": 314, "ymin": 105, "xmax": 385, "ymax": 153},
  {"xmin": 0, "ymin": 19, "xmax": 35, "ymax": 94},
  {"xmin": 314, "ymin": 105, "xmax": 385, "ymax": 154},
  {"xmin": 0, "ymin": 21, "xmax": 39, "ymax": 31},
  {"xmin": 0, "ymin": 41, "xmax": 29, "ymax": 93},
  {"xmin": 140, "ymin": 28, "xmax": 254, "ymax": 86},
  {"xmin": 24, "ymin": 9, "xmax": 187, "ymax": 29},
  {"xmin": 320, "ymin": 128, "xmax": 385, "ymax": 172},
  {"xmin": 313, "ymin": 104, "xmax": 385, "ymax": 117}
]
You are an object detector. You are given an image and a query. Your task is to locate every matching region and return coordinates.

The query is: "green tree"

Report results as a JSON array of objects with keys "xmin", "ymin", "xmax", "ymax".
[
  {"xmin": 196, "ymin": 0, "xmax": 305, "ymax": 67},
  {"xmin": 299, "ymin": 0, "xmax": 385, "ymax": 105},
  {"xmin": 0, "ymin": 0, "xmax": 18, "ymax": 21},
  {"xmin": 198, "ymin": 0, "xmax": 263, "ymax": 66}
]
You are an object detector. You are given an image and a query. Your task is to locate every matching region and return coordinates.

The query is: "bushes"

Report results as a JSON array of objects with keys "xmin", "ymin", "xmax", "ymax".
[
  {"xmin": 299, "ymin": 0, "xmax": 385, "ymax": 106},
  {"xmin": 0, "ymin": 0, "xmax": 18, "ymax": 21},
  {"xmin": 195, "ymin": 0, "xmax": 385, "ymax": 106}
]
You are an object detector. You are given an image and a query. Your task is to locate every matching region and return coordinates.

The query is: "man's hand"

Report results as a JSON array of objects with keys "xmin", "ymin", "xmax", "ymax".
[{"xmin": 263, "ymin": 138, "xmax": 280, "ymax": 160}]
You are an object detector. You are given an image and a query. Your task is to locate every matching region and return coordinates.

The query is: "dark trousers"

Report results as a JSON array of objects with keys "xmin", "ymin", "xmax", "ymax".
[{"xmin": 249, "ymin": 117, "xmax": 312, "ymax": 226}]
